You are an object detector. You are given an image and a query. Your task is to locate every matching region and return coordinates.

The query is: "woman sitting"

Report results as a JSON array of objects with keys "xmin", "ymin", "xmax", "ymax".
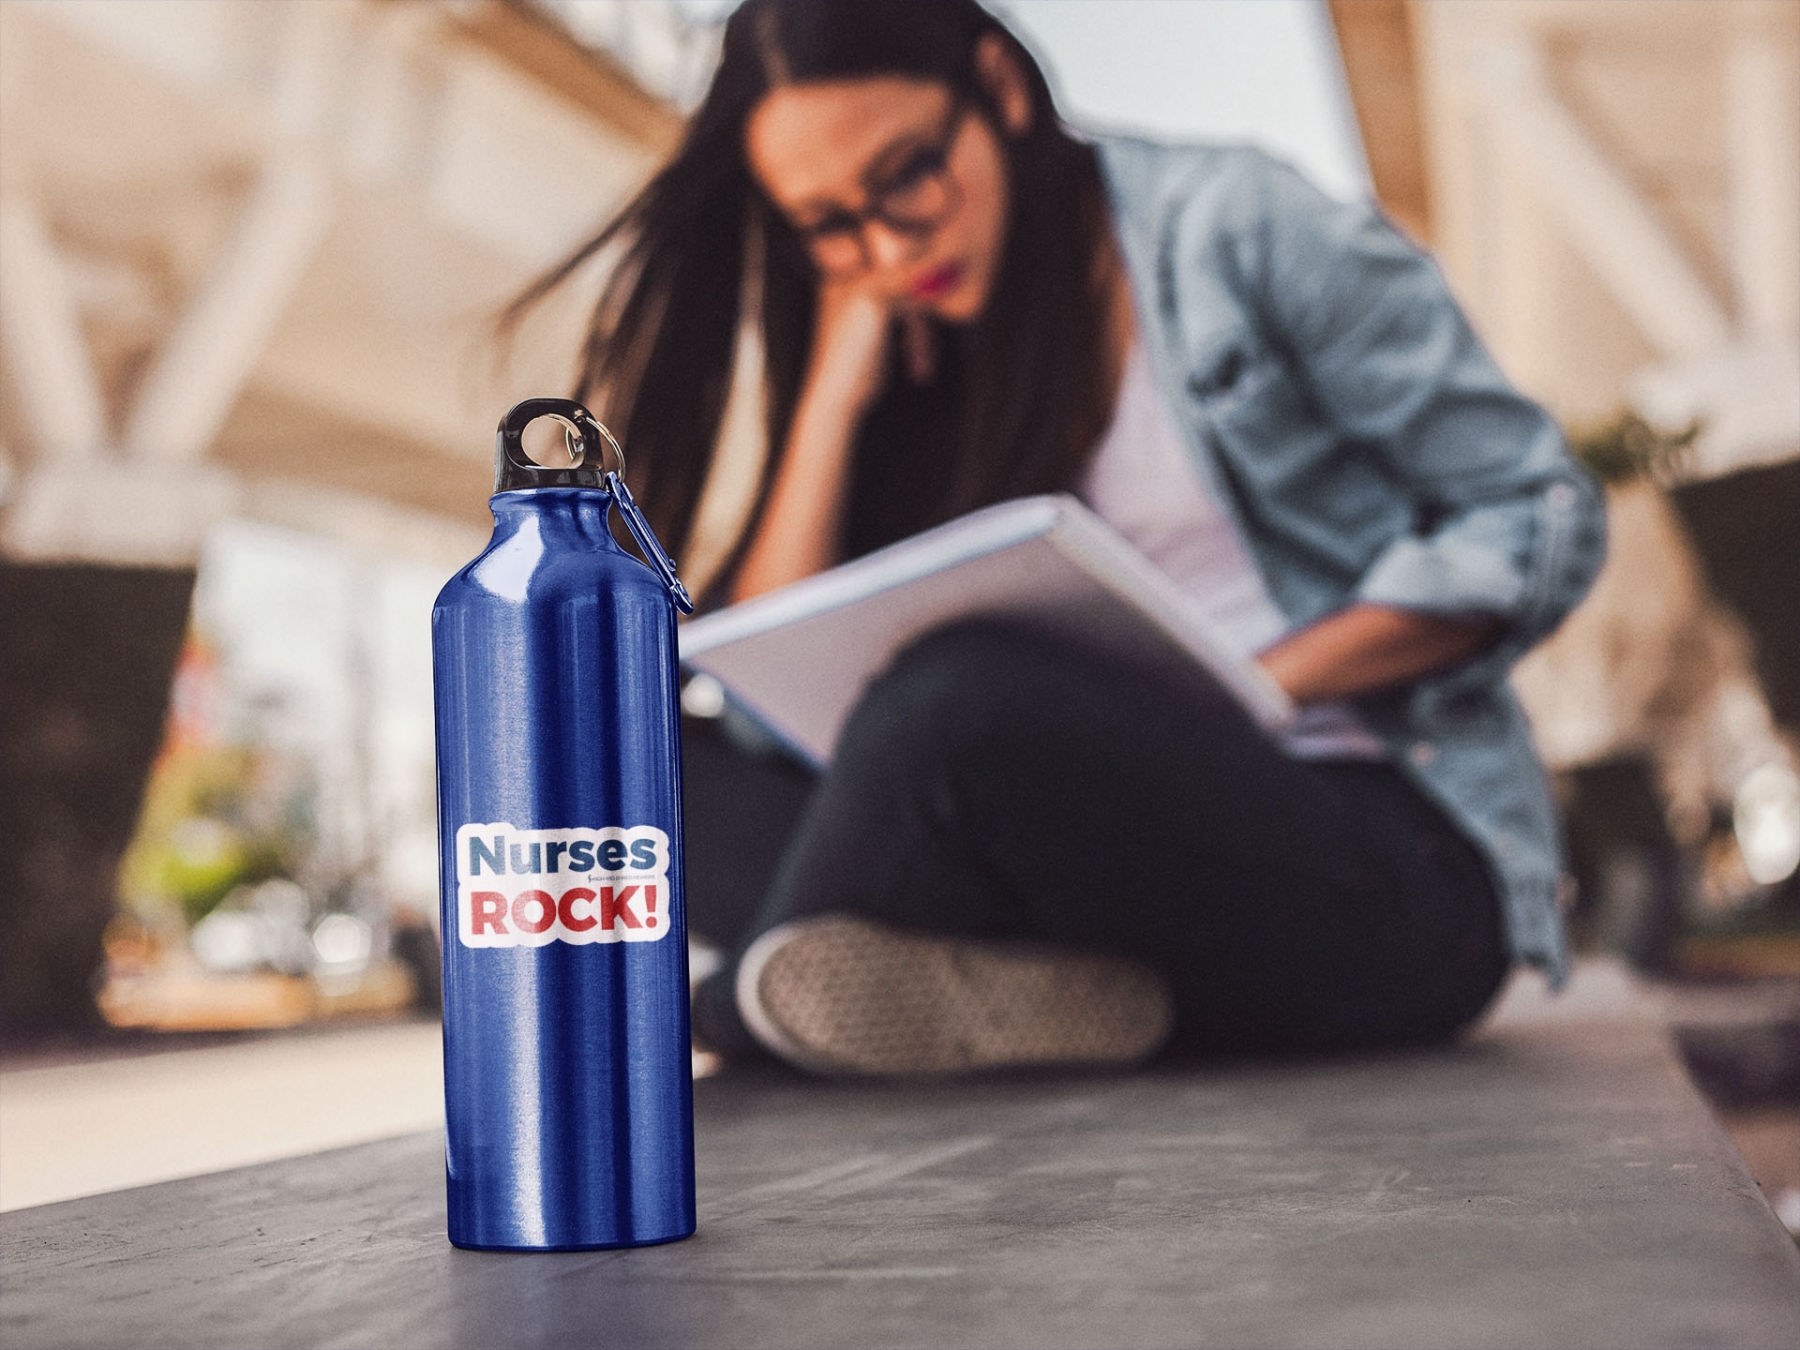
[{"xmin": 518, "ymin": 0, "xmax": 1605, "ymax": 1075}]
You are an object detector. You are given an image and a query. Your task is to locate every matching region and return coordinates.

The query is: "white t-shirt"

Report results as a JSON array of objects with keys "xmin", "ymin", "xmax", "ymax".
[{"xmin": 1080, "ymin": 340, "xmax": 1385, "ymax": 760}]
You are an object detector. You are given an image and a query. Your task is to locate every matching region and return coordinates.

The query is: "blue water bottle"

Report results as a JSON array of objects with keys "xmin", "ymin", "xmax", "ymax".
[{"xmin": 432, "ymin": 397, "xmax": 696, "ymax": 1250}]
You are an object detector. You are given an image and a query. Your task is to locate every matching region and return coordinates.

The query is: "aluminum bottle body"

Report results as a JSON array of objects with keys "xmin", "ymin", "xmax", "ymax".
[{"xmin": 432, "ymin": 486, "xmax": 695, "ymax": 1251}]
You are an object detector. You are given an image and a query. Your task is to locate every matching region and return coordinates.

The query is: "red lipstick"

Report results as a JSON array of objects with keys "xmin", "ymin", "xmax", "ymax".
[{"xmin": 910, "ymin": 261, "xmax": 964, "ymax": 301}]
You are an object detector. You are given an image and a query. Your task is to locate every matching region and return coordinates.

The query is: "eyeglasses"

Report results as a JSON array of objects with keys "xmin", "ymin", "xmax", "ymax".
[{"xmin": 792, "ymin": 93, "xmax": 971, "ymax": 276}]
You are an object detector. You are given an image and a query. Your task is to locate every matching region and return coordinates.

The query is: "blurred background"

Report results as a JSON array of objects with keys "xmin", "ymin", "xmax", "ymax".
[{"xmin": 1, "ymin": 0, "xmax": 1795, "ymax": 1223}]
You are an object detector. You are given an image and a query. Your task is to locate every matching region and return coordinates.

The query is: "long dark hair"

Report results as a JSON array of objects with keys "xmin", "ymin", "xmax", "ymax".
[{"xmin": 510, "ymin": 0, "xmax": 1115, "ymax": 600}]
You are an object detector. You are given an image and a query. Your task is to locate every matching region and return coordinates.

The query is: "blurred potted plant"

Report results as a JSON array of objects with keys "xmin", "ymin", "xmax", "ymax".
[{"xmin": 1514, "ymin": 413, "xmax": 1800, "ymax": 972}]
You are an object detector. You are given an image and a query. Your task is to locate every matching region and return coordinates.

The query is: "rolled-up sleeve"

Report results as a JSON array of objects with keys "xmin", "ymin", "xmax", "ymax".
[{"xmin": 1239, "ymin": 154, "xmax": 1607, "ymax": 675}]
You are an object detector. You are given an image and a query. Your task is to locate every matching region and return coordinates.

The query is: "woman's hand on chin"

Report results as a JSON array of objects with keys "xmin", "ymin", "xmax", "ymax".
[
  {"xmin": 809, "ymin": 280, "xmax": 938, "ymax": 420},
  {"xmin": 810, "ymin": 279, "xmax": 897, "ymax": 422},
  {"xmin": 731, "ymin": 280, "xmax": 906, "ymax": 605}
]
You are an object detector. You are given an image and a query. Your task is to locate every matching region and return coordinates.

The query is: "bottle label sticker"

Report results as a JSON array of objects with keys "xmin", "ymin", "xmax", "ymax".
[{"xmin": 454, "ymin": 824, "xmax": 673, "ymax": 948}]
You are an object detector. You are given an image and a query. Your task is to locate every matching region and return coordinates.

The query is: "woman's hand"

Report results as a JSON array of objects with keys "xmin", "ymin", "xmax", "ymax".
[
  {"xmin": 1257, "ymin": 603, "xmax": 1503, "ymax": 706},
  {"xmin": 732, "ymin": 279, "xmax": 924, "ymax": 603},
  {"xmin": 808, "ymin": 279, "xmax": 897, "ymax": 420},
  {"xmin": 808, "ymin": 280, "xmax": 936, "ymax": 412}
]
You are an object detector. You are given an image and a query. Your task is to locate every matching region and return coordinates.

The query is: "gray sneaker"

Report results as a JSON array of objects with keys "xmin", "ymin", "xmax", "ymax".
[{"xmin": 734, "ymin": 915, "xmax": 1174, "ymax": 1076}]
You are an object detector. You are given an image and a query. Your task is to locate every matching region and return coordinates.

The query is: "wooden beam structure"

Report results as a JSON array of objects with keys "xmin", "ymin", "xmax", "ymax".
[
  {"xmin": 448, "ymin": 0, "xmax": 685, "ymax": 158},
  {"xmin": 1325, "ymin": 0, "xmax": 1432, "ymax": 245},
  {"xmin": 0, "ymin": 0, "xmax": 678, "ymax": 570}
]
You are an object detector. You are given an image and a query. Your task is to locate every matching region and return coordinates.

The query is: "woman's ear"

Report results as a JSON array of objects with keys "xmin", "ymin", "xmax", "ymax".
[{"xmin": 975, "ymin": 33, "xmax": 1033, "ymax": 136}]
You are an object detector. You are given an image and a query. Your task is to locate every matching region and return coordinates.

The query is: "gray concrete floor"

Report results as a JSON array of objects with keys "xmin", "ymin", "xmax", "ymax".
[
  {"xmin": 4, "ymin": 996, "xmax": 1797, "ymax": 1349},
  {"xmin": 0, "ymin": 961, "xmax": 1611, "ymax": 1213}
]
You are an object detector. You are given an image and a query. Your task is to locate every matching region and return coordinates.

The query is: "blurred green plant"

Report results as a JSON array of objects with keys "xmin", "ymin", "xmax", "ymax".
[
  {"xmin": 119, "ymin": 743, "xmax": 311, "ymax": 925},
  {"xmin": 1567, "ymin": 411, "xmax": 1701, "ymax": 485}
]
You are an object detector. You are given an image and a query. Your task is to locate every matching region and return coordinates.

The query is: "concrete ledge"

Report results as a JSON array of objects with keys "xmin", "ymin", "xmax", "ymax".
[{"xmin": 4, "ymin": 1013, "xmax": 1796, "ymax": 1348}]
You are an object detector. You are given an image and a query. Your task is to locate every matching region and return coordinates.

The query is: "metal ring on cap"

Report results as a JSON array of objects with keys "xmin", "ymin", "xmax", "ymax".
[
  {"xmin": 536, "ymin": 414, "xmax": 585, "ymax": 470},
  {"xmin": 589, "ymin": 416, "xmax": 626, "ymax": 483}
]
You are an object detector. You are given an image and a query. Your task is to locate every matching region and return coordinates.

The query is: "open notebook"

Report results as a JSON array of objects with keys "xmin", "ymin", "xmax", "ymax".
[{"xmin": 677, "ymin": 494, "xmax": 1295, "ymax": 766}]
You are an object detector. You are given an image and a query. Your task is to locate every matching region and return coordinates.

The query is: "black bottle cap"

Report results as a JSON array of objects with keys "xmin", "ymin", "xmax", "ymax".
[{"xmin": 494, "ymin": 398, "xmax": 622, "ymax": 493}]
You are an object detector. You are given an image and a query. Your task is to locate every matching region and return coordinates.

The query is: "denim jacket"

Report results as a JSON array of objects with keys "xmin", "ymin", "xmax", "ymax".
[{"xmin": 1098, "ymin": 135, "xmax": 1606, "ymax": 984}]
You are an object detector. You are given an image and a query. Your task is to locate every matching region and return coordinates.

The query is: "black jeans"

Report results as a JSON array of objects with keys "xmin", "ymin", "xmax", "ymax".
[{"xmin": 683, "ymin": 620, "xmax": 1508, "ymax": 1058}]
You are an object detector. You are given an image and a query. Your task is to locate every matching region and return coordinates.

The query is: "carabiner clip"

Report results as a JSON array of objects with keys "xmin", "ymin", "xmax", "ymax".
[{"xmin": 606, "ymin": 471, "xmax": 694, "ymax": 615}]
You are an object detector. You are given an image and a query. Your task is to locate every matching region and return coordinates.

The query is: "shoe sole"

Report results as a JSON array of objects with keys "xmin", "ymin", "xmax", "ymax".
[{"xmin": 736, "ymin": 916, "xmax": 1174, "ymax": 1076}]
